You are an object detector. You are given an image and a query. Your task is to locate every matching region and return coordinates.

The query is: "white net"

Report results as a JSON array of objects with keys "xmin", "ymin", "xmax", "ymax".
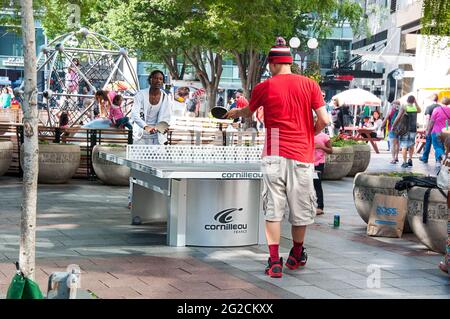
[{"xmin": 126, "ymin": 145, "xmax": 263, "ymax": 163}]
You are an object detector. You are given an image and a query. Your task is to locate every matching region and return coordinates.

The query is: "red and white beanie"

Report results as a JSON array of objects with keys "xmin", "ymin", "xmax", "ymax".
[{"xmin": 268, "ymin": 37, "xmax": 293, "ymax": 64}]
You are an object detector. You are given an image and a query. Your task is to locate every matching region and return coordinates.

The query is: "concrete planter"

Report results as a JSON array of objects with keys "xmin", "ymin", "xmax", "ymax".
[
  {"xmin": 92, "ymin": 145, "xmax": 130, "ymax": 186},
  {"xmin": 353, "ymin": 172, "xmax": 412, "ymax": 233},
  {"xmin": 0, "ymin": 141, "xmax": 13, "ymax": 176},
  {"xmin": 322, "ymin": 146, "xmax": 354, "ymax": 180},
  {"xmin": 347, "ymin": 144, "xmax": 371, "ymax": 177},
  {"xmin": 407, "ymin": 187, "xmax": 447, "ymax": 254},
  {"xmin": 21, "ymin": 143, "xmax": 80, "ymax": 184}
]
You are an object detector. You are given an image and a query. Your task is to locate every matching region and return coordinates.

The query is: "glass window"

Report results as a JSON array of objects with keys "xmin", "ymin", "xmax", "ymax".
[{"xmin": 0, "ymin": 26, "xmax": 45, "ymax": 56}]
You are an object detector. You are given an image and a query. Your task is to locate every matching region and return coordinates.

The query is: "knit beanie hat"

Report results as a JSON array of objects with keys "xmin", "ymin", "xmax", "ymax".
[{"xmin": 268, "ymin": 37, "xmax": 293, "ymax": 65}]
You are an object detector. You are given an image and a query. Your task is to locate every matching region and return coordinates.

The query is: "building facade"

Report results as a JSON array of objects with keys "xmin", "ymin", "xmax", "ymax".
[{"xmin": 351, "ymin": 0, "xmax": 450, "ymax": 115}]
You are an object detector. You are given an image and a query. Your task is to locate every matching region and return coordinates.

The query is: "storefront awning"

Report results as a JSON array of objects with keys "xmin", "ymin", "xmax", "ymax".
[{"xmin": 351, "ymin": 49, "xmax": 416, "ymax": 66}]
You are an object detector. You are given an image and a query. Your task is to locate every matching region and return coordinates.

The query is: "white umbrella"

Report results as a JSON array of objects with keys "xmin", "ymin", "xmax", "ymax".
[{"xmin": 332, "ymin": 88, "xmax": 382, "ymax": 107}]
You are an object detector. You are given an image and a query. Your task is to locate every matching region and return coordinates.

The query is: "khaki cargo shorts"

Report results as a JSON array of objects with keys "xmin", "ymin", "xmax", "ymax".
[{"xmin": 261, "ymin": 156, "xmax": 317, "ymax": 226}]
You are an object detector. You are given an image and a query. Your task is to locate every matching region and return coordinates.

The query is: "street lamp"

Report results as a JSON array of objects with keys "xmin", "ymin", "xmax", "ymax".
[
  {"xmin": 289, "ymin": 36, "xmax": 319, "ymax": 72},
  {"xmin": 392, "ymin": 68, "xmax": 404, "ymax": 100}
]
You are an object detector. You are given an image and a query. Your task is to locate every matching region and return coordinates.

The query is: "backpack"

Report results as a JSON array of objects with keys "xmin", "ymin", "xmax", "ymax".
[
  {"xmin": 393, "ymin": 111, "xmax": 409, "ymax": 136},
  {"xmin": 394, "ymin": 176, "xmax": 447, "ymax": 224}
]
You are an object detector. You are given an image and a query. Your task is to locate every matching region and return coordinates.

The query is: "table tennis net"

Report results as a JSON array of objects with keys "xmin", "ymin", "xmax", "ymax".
[{"xmin": 126, "ymin": 145, "xmax": 263, "ymax": 163}]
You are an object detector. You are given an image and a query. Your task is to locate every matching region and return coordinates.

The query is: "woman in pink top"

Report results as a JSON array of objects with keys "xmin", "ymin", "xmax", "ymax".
[
  {"xmin": 314, "ymin": 131, "xmax": 333, "ymax": 215},
  {"xmin": 109, "ymin": 94, "xmax": 132, "ymax": 130},
  {"xmin": 428, "ymin": 97, "xmax": 450, "ymax": 165}
]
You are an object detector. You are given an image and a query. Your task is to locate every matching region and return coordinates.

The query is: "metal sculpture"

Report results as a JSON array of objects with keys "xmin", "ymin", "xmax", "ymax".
[{"xmin": 33, "ymin": 27, "xmax": 139, "ymax": 127}]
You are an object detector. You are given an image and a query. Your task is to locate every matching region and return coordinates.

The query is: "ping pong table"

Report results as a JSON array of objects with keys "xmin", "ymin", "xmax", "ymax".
[{"xmin": 99, "ymin": 145, "xmax": 266, "ymax": 247}]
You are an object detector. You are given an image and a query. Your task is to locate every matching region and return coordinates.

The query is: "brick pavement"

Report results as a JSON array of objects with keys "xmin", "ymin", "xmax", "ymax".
[{"xmin": 0, "ymin": 147, "xmax": 448, "ymax": 299}]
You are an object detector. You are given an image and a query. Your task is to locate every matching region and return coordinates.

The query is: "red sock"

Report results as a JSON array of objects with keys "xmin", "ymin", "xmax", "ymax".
[
  {"xmin": 293, "ymin": 241, "xmax": 303, "ymax": 259},
  {"xmin": 268, "ymin": 244, "xmax": 279, "ymax": 262}
]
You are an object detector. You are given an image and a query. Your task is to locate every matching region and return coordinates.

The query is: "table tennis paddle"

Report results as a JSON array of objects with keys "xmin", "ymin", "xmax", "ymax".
[
  {"xmin": 211, "ymin": 106, "xmax": 228, "ymax": 119},
  {"xmin": 155, "ymin": 121, "xmax": 169, "ymax": 134}
]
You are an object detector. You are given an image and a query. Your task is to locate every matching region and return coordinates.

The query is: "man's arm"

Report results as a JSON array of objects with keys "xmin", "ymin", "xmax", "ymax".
[
  {"xmin": 225, "ymin": 106, "xmax": 254, "ymax": 119},
  {"xmin": 426, "ymin": 119, "xmax": 435, "ymax": 136},
  {"xmin": 392, "ymin": 107, "xmax": 405, "ymax": 128},
  {"xmin": 415, "ymin": 100, "xmax": 422, "ymax": 113},
  {"xmin": 314, "ymin": 106, "xmax": 329, "ymax": 135}
]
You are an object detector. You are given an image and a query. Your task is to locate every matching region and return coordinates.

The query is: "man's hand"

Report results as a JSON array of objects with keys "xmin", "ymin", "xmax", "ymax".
[
  {"xmin": 144, "ymin": 126, "xmax": 157, "ymax": 133},
  {"xmin": 225, "ymin": 108, "xmax": 241, "ymax": 119}
]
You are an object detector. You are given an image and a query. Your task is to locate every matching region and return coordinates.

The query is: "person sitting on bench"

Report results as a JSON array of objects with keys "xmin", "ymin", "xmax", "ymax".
[{"xmin": 109, "ymin": 94, "xmax": 132, "ymax": 130}]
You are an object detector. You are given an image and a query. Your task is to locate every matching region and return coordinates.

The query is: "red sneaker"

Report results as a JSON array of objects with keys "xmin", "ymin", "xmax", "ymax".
[
  {"xmin": 285, "ymin": 247, "xmax": 308, "ymax": 270},
  {"xmin": 265, "ymin": 257, "xmax": 283, "ymax": 278}
]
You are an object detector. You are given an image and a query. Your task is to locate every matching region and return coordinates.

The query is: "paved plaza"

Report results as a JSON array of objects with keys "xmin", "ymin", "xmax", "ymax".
[{"xmin": 0, "ymin": 144, "xmax": 448, "ymax": 299}]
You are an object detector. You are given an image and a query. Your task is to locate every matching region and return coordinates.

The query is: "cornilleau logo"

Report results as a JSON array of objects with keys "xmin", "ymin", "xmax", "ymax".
[
  {"xmin": 205, "ymin": 208, "xmax": 248, "ymax": 233},
  {"xmin": 214, "ymin": 208, "xmax": 243, "ymax": 224}
]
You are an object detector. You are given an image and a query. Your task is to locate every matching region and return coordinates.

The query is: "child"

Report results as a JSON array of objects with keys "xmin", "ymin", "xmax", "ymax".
[
  {"xmin": 314, "ymin": 131, "xmax": 333, "ymax": 215},
  {"xmin": 109, "ymin": 94, "xmax": 132, "ymax": 130},
  {"xmin": 59, "ymin": 111, "xmax": 69, "ymax": 128}
]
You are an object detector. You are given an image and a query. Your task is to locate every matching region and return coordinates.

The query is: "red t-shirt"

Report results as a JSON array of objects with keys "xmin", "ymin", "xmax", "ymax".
[
  {"xmin": 236, "ymin": 95, "xmax": 249, "ymax": 108},
  {"xmin": 249, "ymin": 74, "xmax": 325, "ymax": 163}
]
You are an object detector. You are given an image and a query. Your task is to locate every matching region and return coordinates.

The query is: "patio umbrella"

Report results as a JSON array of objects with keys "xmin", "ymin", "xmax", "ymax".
[{"xmin": 332, "ymin": 88, "xmax": 382, "ymax": 107}]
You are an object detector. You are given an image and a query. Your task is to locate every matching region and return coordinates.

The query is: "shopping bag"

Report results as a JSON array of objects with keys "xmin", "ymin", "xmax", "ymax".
[
  {"xmin": 367, "ymin": 194, "xmax": 407, "ymax": 238},
  {"xmin": 6, "ymin": 263, "xmax": 44, "ymax": 299}
]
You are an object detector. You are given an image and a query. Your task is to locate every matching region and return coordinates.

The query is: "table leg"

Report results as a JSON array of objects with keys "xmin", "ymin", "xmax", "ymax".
[
  {"xmin": 168, "ymin": 179, "xmax": 187, "ymax": 247},
  {"xmin": 258, "ymin": 181, "xmax": 267, "ymax": 245},
  {"xmin": 370, "ymin": 139, "xmax": 380, "ymax": 154}
]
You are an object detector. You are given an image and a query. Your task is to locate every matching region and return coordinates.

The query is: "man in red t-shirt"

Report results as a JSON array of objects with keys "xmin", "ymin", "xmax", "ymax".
[
  {"xmin": 235, "ymin": 89, "xmax": 249, "ymax": 108},
  {"xmin": 226, "ymin": 37, "xmax": 329, "ymax": 278}
]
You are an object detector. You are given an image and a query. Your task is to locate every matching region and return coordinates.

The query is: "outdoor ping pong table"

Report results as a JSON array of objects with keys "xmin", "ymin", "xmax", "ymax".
[{"xmin": 99, "ymin": 145, "xmax": 266, "ymax": 247}]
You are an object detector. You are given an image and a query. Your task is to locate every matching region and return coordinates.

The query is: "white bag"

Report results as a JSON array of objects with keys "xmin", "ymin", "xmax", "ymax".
[{"xmin": 437, "ymin": 160, "xmax": 449, "ymax": 190}]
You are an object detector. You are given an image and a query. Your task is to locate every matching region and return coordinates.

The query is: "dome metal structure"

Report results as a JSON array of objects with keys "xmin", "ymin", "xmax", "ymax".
[{"xmin": 32, "ymin": 28, "xmax": 139, "ymax": 127}]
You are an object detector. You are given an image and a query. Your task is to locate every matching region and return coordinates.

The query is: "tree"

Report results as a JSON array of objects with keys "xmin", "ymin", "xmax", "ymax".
[
  {"xmin": 96, "ymin": 0, "xmax": 225, "ymax": 111},
  {"xmin": 219, "ymin": 0, "xmax": 364, "ymax": 98},
  {"xmin": 19, "ymin": 0, "xmax": 39, "ymax": 280},
  {"xmin": 421, "ymin": 0, "xmax": 450, "ymax": 36}
]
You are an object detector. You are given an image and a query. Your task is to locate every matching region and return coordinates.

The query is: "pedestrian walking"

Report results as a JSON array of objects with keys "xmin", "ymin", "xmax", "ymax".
[
  {"xmin": 427, "ymin": 97, "xmax": 450, "ymax": 173},
  {"xmin": 393, "ymin": 95, "xmax": 421, "ymax": 168},
  {"xmin": 225, "ymin": 37, "xmax": 329, "ymax": 278},
  {"xmin": 381, "ymin": 100, "xmax": 400, "ymax": 164},
  {"xmin": 420, "ymin": 94, "xmax": 441, "ymax": 163}
]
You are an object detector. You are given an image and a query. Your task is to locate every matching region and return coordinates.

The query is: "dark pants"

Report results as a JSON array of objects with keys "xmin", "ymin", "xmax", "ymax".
[
  {"xmin": 420, "ymin": 134, "xmax": 432, "ymax": 161},
  {"xmin": 313, "ymin": 163, "xmax": 325, "ymax": 210},
  {"xmin": 362, "ymin": 131, "xmax": 377, "ymax": 138},
  {"xmin": 116, "ymin": 117, "xmax": 132, "ymax": 130}
]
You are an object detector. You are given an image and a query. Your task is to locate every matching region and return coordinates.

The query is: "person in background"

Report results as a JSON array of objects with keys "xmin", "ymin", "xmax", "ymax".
[
  {"xmin": 381, "ymin": 100, "xmax": 400, "ymax": 164},
  {"xmin": 370, "ymin": 110, "xmax": 383, "ymax": 138},
  {"xmin": 427, "ymin": 97, "xmax": 450, "ymax": 173},
  {"xmin": 236, "ymin": 89, "xmax": 251, "ymax": 127},
  {"xmin": 95, "ymin": 90, "xmax": 112, "ymax": 118},
  {"xmin": 129, "ymin": 70, "xmax": 172, "ymax": 210},
  {"xmin": 255, "ymin": 106, "xmax": 264, "ymax": 131},
  {"xmin": 1, "ymin": 87, "xmax": 11, "ymax": 108},
  {"xmin": 314, "ymin": 129, "xmax": 332, "ymax": 216},
  {"xmin": 66, "ymin": 58, "xmax": 80, "ymax": 94},
  {"xmin": 59, "ymin": 111, "xmax": 69, "ymax": 128},
  {"xmin": 330, "ymin": 98, "xmax": 341, "ymax": 136},
  {"xmin": 225, "ymin": 37, "xmax": 329, "ymax": 278},
  {"xmin": 420, "ymin": 94, "xmax": 441, "ymax": 164},
  {"xmin": 109, "ymin": 94, "xmax": 132, "ymax": 130},
  {"xmin": 393, "ymin": 95, "xmax": 421, "ymax": 168}
]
